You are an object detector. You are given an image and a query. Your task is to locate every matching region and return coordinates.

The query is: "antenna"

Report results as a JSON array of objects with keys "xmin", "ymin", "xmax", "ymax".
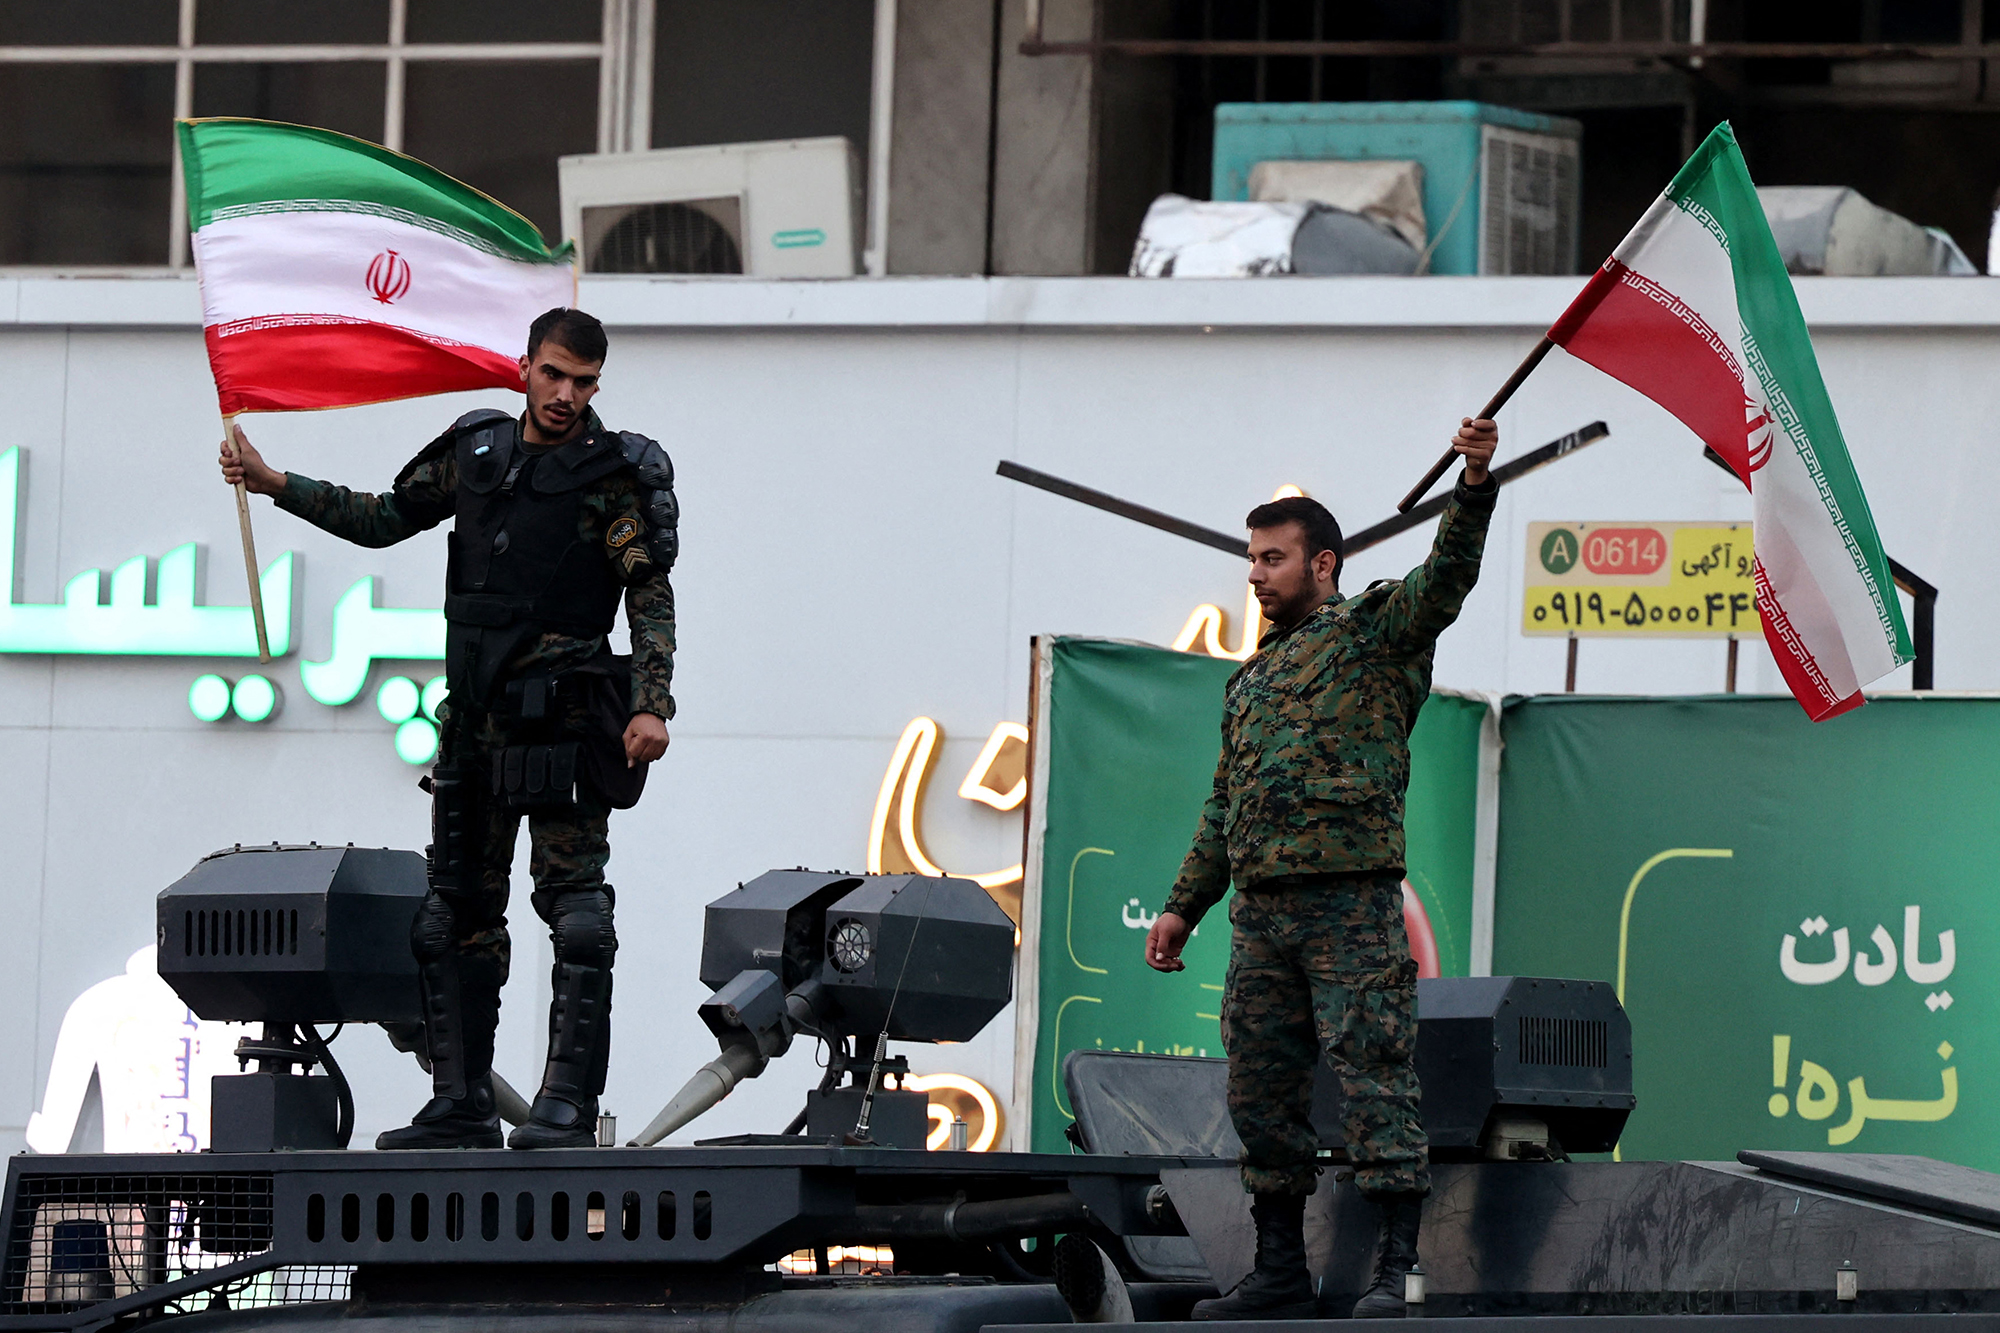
[{"xmin": 851, "ymin": 876, "xmax": 937, "ymax": 1142}]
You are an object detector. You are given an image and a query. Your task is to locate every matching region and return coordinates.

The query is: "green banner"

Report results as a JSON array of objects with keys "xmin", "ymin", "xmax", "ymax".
[
  {"xmin": 1024, "ymin": 637, "xmax": 1486, "ymax": 1152},
  {"xmin": 1492, "ymin": 695, "xmax": 1994, "ymax": 1168}
]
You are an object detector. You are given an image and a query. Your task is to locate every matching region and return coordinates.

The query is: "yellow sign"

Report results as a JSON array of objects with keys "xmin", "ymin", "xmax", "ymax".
[{"xmin": 1523, "ymin": 522, "xmax": 1759, "ymax": 638}]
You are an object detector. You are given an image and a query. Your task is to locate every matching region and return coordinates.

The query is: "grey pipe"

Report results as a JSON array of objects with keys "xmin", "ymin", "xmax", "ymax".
[
  {"xmin": 627, "ymin": 1043, "xmax": 767, "ymax": 1146},
  {"xmin": 489, "ymin": 1071, "xmax": 532, "ymax": 1127}
]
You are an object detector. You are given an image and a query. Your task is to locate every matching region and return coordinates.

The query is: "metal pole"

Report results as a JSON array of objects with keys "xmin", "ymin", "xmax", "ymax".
[
  {"xmin": 863, "ymin": 0, "xmax": 899, "ymax": 275},
  {"xmin": 166, "ymin": 0, "xmax": 195, "ymax": 269},
  {"xmin": 999, "ymin": 421, "xmax": 1610, "ymax": 561},
  {"xmin": 1565, "ymin": 636, "xmax": 1578, "ymax": 693},
  {"xmin": 383, "ymin": 0, "xmax": 406, "ymax": 151}
]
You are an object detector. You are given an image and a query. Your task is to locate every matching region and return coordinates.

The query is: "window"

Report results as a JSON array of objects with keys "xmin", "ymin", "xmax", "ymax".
[{"xmin": 0, "ymin": 0, "xmax": 651, "ymax": 266}]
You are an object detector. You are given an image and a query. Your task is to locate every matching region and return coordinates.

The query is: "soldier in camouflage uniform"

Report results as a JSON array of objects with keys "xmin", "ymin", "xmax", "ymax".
[
  {"xmin": 222, "ymin": 308, "xmax": 676, "ymax": 1150},
  {"xmin": 1145, "ymin": 418, "xmax": 1498, "ymax": 1319}
]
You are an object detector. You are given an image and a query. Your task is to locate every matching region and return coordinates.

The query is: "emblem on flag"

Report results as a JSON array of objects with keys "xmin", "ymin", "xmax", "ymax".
[
  {"xmin": 178, "ymin": 118, "xmax": 575, "ymax": 415},
  {"xmin": 1745, "ymin": 394, "xmax": 1775, "ymax": 472},
  {"xmin": 365, "ymin": 249, "xmax": 412, "ymax": 305}
]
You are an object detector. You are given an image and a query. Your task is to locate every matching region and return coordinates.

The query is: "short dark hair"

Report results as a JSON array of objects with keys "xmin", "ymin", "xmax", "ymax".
[
  {"xmin": 1246, "ymin": 495, "xmax": 1344, "ymax": 584},
  {"xmin": 527, "ymin": 307, "xmax": 607, "ymax": 365}
]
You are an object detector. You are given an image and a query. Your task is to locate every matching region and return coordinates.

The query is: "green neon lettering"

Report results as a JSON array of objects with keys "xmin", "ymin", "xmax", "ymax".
[
  {"xmin": 299, "ymin": 576, "xmax": 444, "ymax": 705},
  {"xmin": 0, "ymin": 448, "xmax": 293, "ymax": 657}
]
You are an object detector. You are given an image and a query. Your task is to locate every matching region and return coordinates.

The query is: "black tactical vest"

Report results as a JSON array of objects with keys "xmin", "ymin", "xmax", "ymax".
[{"xmin": 443, "ymin": 412, "xmax": 631, "ymax": 701}]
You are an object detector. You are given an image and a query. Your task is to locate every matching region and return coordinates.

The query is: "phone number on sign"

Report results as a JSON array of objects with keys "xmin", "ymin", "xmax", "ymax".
[{"xmin": 1525, "ymin": 586, "xmax": 1759, "ymax": 635}]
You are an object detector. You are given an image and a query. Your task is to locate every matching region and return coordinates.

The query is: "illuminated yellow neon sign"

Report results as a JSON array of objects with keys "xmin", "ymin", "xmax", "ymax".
[
  {"xmin": 1169, "ymin": 484, "xmax": 1302, "ymax": 662},
  {"xmin": 867, "ymin": 718, "xmax": 1027, "ymax": 911},
  {"xmin": 903, "ymin": 1071, "xmax": 1004, "ymax": 1152}
]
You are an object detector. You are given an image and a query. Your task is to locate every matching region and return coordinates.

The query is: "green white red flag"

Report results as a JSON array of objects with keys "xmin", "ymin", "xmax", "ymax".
[
  {"xmin": 1548, "ymin": 122, "xmax": 1911, "ymax": 720},
  {"xmin": 178, "ymin": 118, "xmax": 575, "ymax": 416}
]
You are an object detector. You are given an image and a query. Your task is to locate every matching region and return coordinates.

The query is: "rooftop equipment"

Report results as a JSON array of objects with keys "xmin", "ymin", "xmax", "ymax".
[
  {"xmin": 1759, "ymin": 186, "xmax": 1977, "ymax": 275},
  {"xmin": 630, "ymin": 869, "xmax": 1016, "ymax": 1148},
  {"xmin": 156, "ymin": 845, "xmax": 428, "ymax": 1151},
  {"xmin": 557, "ymin": 138, "xmax": 861, "ymax": 277},
  {"xmin": 1211, "ymin": 101, "xmax": 1581, "ymax": 276}
]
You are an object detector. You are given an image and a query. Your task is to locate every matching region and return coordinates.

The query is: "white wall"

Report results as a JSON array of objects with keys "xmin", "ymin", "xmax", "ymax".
[{"xmin": 1, "ymin": 271, "xmax": 1991, "ymax": 1154}]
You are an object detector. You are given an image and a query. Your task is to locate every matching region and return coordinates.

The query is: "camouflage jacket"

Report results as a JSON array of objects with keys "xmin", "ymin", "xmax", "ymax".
[
  {"xmin": 274, "ymin": 408, "xmax": 677, "ymax": 720},
  {"xmin": 1163, "ymin": 477, "xmax": 1497, "ymax": 925}
]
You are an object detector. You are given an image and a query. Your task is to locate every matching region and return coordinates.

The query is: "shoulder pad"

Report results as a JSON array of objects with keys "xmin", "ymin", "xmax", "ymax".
[
  {"xmin": 394, "ymin": 428, "xmax": 459, "ymax": 489},
  {"xmin": 452, "ymin": 408, "xmax": 513, "ymax": 433},
  {"xmin": 613, "ymin": 432, "xmax": 679, "ymax": 569},
  {"xmin": 617, "ymin": 431, "xmax": 675, "ymax": 491}
]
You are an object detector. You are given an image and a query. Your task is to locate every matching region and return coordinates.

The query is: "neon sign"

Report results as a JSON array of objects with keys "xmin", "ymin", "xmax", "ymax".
[
  {"xmin": 868, "ymin": 718, "xmax": 1029, "ymax": 909},
  {"xmin": 300, "ymin": 576, "xmax": 444, "ymax": 706},
  {"xmin": 0, "ymin": 449, "xmax": 292, "ymax": 657},
  {"xmin": 903, "ymin": 1071, "xmax": 1004, "ymax": 1151},
  {"xmin": 0, "ymin": 446, "xmax": 443, "ymax": 759}
]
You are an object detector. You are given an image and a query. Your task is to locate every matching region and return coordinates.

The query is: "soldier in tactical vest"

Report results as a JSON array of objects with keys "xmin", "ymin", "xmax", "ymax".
[
  {"xmin": 220, "ymin": 307, "xmax": 677, "ymax": 1150},
  {"xmin": 1144, "ymin": 418, "xmax": 1497, "ymax": 1320}
]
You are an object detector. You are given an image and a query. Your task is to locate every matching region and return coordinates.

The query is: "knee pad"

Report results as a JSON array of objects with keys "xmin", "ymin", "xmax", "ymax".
[
  {"xmin": 550, "ymin": 890, "xmax": 617, "ymax": 966},
  {"xmin": 411, "ymin": 893, "xmax": 459, "ymax": 963}
]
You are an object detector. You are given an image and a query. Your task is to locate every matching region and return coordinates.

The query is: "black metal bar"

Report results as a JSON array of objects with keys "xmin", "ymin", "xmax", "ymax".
[
  {"xmin": 843, "ymin": 1192, "xmax": 1090, "ymax": 1243},
  {"xmin": 1399, "ymin": 337, "xmax": 1556, "ymax": 512},
  {"xmin": 1700, "ymin": 446, "xmax": 1934, "ymax": 688},
  {"xmin": 995, "ymin": 460, "xmax": 1244, "ymax": 555},
  {"xmin": 1350, "ymin": 422, "xmax": 1608, "ymax": 555},
  {"xmin": 1893, "ymin": 554, "xmax": 1937, "ymax": 690},
  {"xmin": 998, "ymin": 421, "xmax": 1609, "ymax": 563},
  {"xmin": 5, "ymin": 1254, "xmax": 276, "ymax": 1332}
]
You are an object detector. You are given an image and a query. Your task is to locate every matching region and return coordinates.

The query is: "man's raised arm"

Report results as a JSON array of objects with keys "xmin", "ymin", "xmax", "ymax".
[
  {"xmin": 1375, "ymin": 418, "xmax": 1499, "ymax": 653},
  {"xmin": 220, "ymin": 423, "xmax": 454, "ymax": 549}
]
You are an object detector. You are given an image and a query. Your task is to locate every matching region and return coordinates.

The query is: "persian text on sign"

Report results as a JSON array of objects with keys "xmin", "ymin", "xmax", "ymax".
[{"xmin": 1522, "ymin": 521, "xmax": 1759, "ymax": 638}]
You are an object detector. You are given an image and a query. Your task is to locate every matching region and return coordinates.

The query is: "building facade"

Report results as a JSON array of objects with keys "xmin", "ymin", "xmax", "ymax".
[{"xmin": 1, "ymin": 270, "xmax": 1991, "ymax": 1153}]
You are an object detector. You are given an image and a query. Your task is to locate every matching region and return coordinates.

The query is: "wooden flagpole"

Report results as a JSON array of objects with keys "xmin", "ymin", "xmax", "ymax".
[
  {"xmin": 222, "ymin": 416, "xmax": 272, "ymax": 662},
  {"xmin": 1396, "ymin": 336, "xmax": 1556, "ymax": 513}
]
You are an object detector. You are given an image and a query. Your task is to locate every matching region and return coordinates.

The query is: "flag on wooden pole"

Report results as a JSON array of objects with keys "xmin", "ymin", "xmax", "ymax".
[
  {"xmin": 178, "ymin": 118, "xmax": 576, "ymax": 414},
  {"xmin": 177, "ymin": 119, "xmax": 575, "ymax": 660},
  {"xmin": 1548, "ymin": 122, "xmax": 1911, "ymax": 720}
]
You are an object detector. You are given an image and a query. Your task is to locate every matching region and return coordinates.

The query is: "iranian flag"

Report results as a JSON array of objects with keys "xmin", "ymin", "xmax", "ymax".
[
  {"xmin": 1549, "ymin": 123, "xmax": 1911, "ymax": 720},
  {"xmin": 178, "ymin": 118, "xmax": 575, "ymax": 416}
]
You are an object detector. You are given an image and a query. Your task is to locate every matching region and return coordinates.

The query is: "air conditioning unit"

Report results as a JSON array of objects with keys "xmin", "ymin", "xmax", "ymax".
[
  {"xmin": 557, "ymin": 137, "xmax": 861, "ymax": 278},
  {"xmin": 1478, "ymin": 124, "xmax": 1580, "ymax": 275},
  {"xmin": 1210, "ymin": 101, "xmax": 1583, "ymax": 276}
]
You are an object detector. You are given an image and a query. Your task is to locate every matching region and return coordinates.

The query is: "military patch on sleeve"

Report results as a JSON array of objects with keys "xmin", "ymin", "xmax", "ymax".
[{"xmin": 607, "ymin": 516, "xmax": 641, "ymax": 549}]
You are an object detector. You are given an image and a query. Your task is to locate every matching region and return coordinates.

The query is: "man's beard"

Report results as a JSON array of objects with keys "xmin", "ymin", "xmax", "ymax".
[{"xmin": 1267, "ymin": 580, "xmax": 1328, "ymax": 628}]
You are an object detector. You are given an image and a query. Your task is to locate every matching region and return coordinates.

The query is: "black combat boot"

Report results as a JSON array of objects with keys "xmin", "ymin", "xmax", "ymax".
[
  {"xmin": 1350, "ymin": 1191, "xmax": 1425, "ymax": 1318},
  {"xmin": 1191, "ymin": 1191, "xmax": 1317, "ymax": 1321},
  {"xmin": 374, "ymin": 1075, "xmax": 502, "ymax": 1150},
  {"xmin": 507, "ymin": 959, "xmax": 610, "ymax": 1149},
  {"xmin": 377, "ymin": 950, "xmax": 504, "ymax": 1150}
]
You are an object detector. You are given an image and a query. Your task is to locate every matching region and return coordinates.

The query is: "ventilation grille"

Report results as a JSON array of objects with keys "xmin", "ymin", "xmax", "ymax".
[
  {"xmin": 3, "ymin": 1173, "xmax": 275, "ymax": 1314},
  {"xmin": 1479, "ymin": 126, "xmax": 1580, "ymax": 276},
  {"xmin": 184, "ymin": 909, "xmax": 300, "ymax": 958},
  {"xmin": 1518, "ymin": 1015, "xmax": 1608, "ymax": 1068},
  {"xmin": 302, "ymin": 1187, "xmax": 712, "ymax": 1247},
  {"xmin": 583, "ymin": 198, "xmax": 744, "ymax": 274}
]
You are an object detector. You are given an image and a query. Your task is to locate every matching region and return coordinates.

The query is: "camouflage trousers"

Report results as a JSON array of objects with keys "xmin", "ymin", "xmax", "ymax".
[
  {"xmin": 1222, "ymin": 871, "xmax": 1429, "ymax": 1197},
  {"xmin": 437, "ymin": 702, "xmax": 615, "ymax": 973}
]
